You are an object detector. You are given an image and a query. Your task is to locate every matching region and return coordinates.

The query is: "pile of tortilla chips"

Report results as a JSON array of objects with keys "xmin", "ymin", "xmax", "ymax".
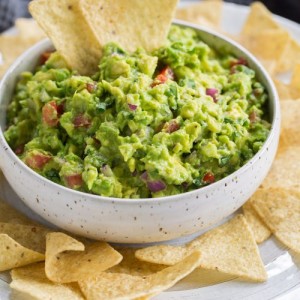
[
  {"xmin": 0, "ymin": 198, "xmax": 268, "ymax": 299},
  {"xmin": 1, "ymin": 0, "xmax": 300, "ymax": 299}
]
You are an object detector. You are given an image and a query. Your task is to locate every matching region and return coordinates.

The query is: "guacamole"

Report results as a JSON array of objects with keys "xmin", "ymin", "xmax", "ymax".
[{"xmin": 4, "ymin": 26, "xmax": 270, "ymax": 198}]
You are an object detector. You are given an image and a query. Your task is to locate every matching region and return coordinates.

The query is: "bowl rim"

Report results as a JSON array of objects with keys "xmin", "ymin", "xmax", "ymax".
[{"xmin": 0, "ymin": 20, "xmax": 280, "ymax": 204}]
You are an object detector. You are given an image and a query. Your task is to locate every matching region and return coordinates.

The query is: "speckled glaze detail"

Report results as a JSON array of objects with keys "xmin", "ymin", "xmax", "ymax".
[{"xmin": 0, "ymin": 21, "xmax": 280, "ymax": 243}]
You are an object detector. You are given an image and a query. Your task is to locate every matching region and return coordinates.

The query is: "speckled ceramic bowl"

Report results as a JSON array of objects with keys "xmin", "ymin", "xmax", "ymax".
[{"xmin": 0, "ymin": 21, "xmax": 280, "ymax": 243}]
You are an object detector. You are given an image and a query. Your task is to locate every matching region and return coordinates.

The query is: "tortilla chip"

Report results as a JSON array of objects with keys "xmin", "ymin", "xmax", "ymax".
[
  {"xmin": 29, "ymin": 0, "xmax": 102, "ymax": 75},
  {"xmin": 259, "ymin": 59, "xmax": 277, "ymax": 76},
  {"xmin": 0, "ymin": 234, "xmax": 44, "ymax": 271},
  {"xmin": 274, "ymin": 78, "xmax": 291, "ymax": 100},
  {"xmin": 136, "ymin": 244, "xmax": 186, "ymax": 266},
  {"xmin": 79, "ymin": 251, "xmax": 201, "ymax": 300},
  {"xmin": 261, "ymin": 146, "xmax": 300, "ymax": 190},
  {"xmin": 178, "ymin": 267, "xmax": 236, "ymax": 287},
  {"xmin": 251, "ymin": 188, "xmax": 300, "ymax": 254},
  {"xmin": 290, "ymin": 64, "xmax": 300, "ymax": 99},
  {"xmin": 79, "ymin": 0, "xmax": 178, "ymax": 52},
  {"xmin": 242, "ymin": 200, "xmax": 271, "ymax": 244},
  {"xmin": 176, "ymin": 214, "xmax": 267, "ymax": 282},
  {"xmin": 10, "ymin": 262, "xmax": 84, "ymax": 300},
  {"xmin": 136, "ymin": 215, "xmax": 267, "ymax": 282},
  {"xmin": 238, "ymin": 29, "xmax": 290, "ymax": 62},
  {"xmin": 275, "ymin": 39, "xmax": 300, "ymax": 73},
  {"xmin": 240, "ymin": 2, "xmax": 300, "ymax": 73},
  {"xmin": 135, "ymin": 295, "xmax": 157, "ymax": 300},
  {"xmin": 241, "ymin": 2, "xmax": 281, "ymax": 36},
  {"xmin": 279, "ymin": 100, "xmax": 300, "ymax": 147},
  {"xmin": 15, "ymin": 18, "xmax": 46, "ymax": 41},
  {"xmin": 45, "ymin": 232, "xmax": 122, "ymax": 283},
  {"xmin": 108, "ymin": 248, "xmax": 166, "ymax": 276},
  {"xmin": 0, "ymin": 35, "xmax": 39, "ymax": 78},
  {"xmin": 175, "ymin": 0, "xmax": 222, "ymax": 29},
  {"xmin": 0, "ymin": 197, "xmax": 37, "ymax": 225},
  {"xmin": 0, "ymin": 222, "xmax": 49, "ymax": 253}
]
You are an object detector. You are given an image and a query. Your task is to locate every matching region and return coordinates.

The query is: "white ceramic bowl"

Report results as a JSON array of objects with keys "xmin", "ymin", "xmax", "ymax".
[{"xmin": 0, "ymin": 21, "xmax": 280, "ymax": 243}]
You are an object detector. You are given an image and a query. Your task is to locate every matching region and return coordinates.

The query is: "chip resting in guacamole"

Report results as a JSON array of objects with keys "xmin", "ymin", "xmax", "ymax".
[{"xmin": 4, "ymin": 26, "xmax": 270, "ymax": 198}]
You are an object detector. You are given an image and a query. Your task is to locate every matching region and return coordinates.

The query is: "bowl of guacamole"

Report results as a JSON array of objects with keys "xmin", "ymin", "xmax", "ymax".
[{"xmin": 0, "ymin": 22, "xmax": 280, "ymax": 242}]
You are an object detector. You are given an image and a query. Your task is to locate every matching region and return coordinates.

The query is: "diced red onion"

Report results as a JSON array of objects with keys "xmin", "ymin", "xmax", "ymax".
[
  {"xmin": 206, "ymin": 88, "xmax": 218, "ymax": 103},
  {"xmin": 101, "ymin": 164, "xmax": 113, "ymax": 177},
  {"xmin": 140, "ymin": 171, "xmax": 148, "ymax": 181},
  {"xmin": 147, "ymin": 180, "xmax": 166, "ymax": 193},
  {"xmin": 128, "ymin": 104, "xmax": 137, "ymax": 111}
]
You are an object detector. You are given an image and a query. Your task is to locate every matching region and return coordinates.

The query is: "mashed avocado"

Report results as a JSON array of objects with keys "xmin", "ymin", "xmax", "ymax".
[{"xmin": 5, "ymin": 26, "xmax": 270, "ymax": 198}]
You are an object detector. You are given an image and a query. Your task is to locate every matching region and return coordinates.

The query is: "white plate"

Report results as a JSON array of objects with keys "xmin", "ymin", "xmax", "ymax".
[{"xmin": 1, "ymin": 2, "xmax": 300, "ymax": 299}]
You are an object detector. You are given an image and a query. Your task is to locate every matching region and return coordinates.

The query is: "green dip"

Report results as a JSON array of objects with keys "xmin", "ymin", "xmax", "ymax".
[{"xmin": 4, "ymin": 25, "xmax": 270, "ymax": 198}]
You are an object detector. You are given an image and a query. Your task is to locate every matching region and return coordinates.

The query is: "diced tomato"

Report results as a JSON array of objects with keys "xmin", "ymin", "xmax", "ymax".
[
  {"xmin": 152, "ymin": 66, "xmax": 174, "ymax": 87},
  {"xmin": 73, "ymin": 114, "xmax": 91, "ymax": 128},
  {"xmin": 164, "ymin": 120, "xmax": 180, "ymax": 133},
  {"xmin": 65, "ymin": 174, "xmax": 83, "ymax": 189},
  {"xmin": 25, "ymin": 153, "xmax": 52, "ymax": 170},
  {"xmin": 40, "ymin": 51, "xmax": 53, "ymax": 65},
  {"xmin": 230, "ymin": 57, "xmax": 247, "ymax": 68},
  {"xmin": 15, "ymin": 144, "xmax": 25, "ymax": 155},
  {"xmin": 86, "ymin": 82, "xmax": 97, "ymax": 93},
  {"xmin": 42, "ymin": 101, "xmax": 59, "ymax": 127},
  {"xmin": 56, "ymin": 103, "xmax": 65, "ymax": 115},
  {"xmin": 230, "ymin": 57, "xmax": 248, "ymax": 74},
  {"xmin": 203, "ymin": 172, "xmax": 215, "ymax": 184}
]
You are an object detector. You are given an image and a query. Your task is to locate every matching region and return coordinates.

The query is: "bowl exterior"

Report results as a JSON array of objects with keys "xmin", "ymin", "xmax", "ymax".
[
  {"xmin": 0, "ymin": 23, "xmax": 280, "ymax": 243},
  {"xmin": 0, "ymin": 140, "xmax": 277, "ymax": 243}
]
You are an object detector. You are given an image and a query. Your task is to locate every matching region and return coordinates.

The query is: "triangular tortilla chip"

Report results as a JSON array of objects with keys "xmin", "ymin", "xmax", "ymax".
[
  {"xmin": 79, "ymin": 0, "xmax": 178, "ymax": 52},
  {"xmin": 243, "ymin": 200, "xmax": 271, "ymax": 244},
  {"xmin": 45, "ymin": 232, "xmax": 122, "ymax": 283},
  {"xmin": 290, "ymin": 64, "xmax": 300, "ymax": 99},
  {"xmin": 279, "ymin": 100, "xmax": 300, "ymax": 147},
  {"xmin": 0, "ymin": 197, "xmax": 37, "ymax": 226},
  {"xmin": 275, "ymin": 39, "xmax": 300, "ymax": 73},
  {"xmin": 79, "ymin": 251, "xmax": 201, "ymax": 300},
  {"xmin": 0, "ymin": 234, "xmax": 44, "ymax": 271},
  {"xmin": 0, "ymin": 222, "xmax": 50, "ymax": 253},
  {"xmin": 240, "ymin": 2, "xmax": 299, "ymax": 74},
  {"xmin": 136, "ymin": 215, "xmax": 267, "ymax": 282},
  {"xmin": 259, "ymin": 59, "xmax": 277, "ymax": 76},
  {"xmin": 108, "ymin": 248, "xmax": 166, "ymax": 276},
  {"xmin": 15, "ymin": 18, "xmax": 46, "ymax": 41},
  {"xmin": 175, "ymin": 0, "xmax": 222, "ymax": 29},
  {"xmin": 10, "ymin": 262, "xmax": 84, "ymax": 300},
  {"xmin": 238, "ymin": 29, "xmax": 290, "ymax": 61},
  {"xmin": 0, "ymin": 35, "xmax": 39, "ymax": 78},
  {"xmin": 274, "ymin": 78, "xmax": 291, "ymax": 100},
  {"xmin": 29, "ymin": 0, "xmax": 102, "ymax": 75},
  {"xmin": 241, "ymin": 2, "xmax": 281, "ymax": 36},
  {"xmin": 251, "ymin": 188, "xmax": 300, "ymax": 254},
  {"xmin": 261, "ymin": 146, "xmax": 300, "ymax": 190}
]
